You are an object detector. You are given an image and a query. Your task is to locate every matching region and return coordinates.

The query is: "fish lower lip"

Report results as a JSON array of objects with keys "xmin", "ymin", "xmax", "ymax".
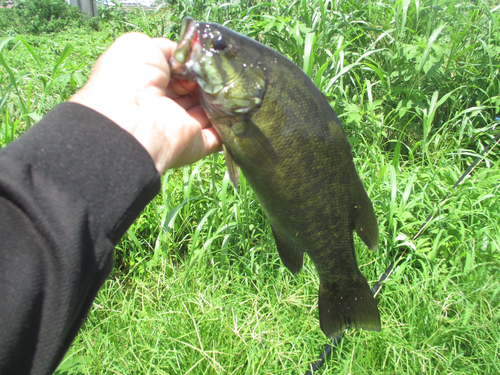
[{"xmin": 173, "ymin": 29, "xmax": 198, "ymax": 63}]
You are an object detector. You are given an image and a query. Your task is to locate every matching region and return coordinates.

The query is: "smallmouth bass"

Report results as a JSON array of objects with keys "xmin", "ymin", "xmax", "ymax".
[{"xmin": 170, "ymin": 17, "xmax": 381, "ymax": 338}]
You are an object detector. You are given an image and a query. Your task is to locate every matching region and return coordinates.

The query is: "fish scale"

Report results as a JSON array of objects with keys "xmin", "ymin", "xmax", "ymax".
[{"xmin": 170, "ymin": 17, "xmax": 381, "ymax": 338}]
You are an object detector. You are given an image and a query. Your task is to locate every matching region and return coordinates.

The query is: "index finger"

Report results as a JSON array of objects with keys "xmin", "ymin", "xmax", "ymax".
[{"xmin": 152, "ymin": 37, "xmax": 177, "ymax": 63}]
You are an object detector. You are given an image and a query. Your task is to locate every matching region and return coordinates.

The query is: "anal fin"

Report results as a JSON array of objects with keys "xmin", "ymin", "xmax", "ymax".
[{"xmin": 354, "ymin": 176, "xmax": 379, "ymax": 251}]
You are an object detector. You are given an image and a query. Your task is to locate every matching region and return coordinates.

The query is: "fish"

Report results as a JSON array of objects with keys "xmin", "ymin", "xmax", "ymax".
[{"xmin": 170, "ymin": 17, "xmax": 381, "ymax": 338}]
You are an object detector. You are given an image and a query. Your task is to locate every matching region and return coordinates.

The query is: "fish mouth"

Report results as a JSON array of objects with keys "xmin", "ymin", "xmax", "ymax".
[{"xmin": 170, "ymin": 18, "xmax": 243, "ymax": 96}]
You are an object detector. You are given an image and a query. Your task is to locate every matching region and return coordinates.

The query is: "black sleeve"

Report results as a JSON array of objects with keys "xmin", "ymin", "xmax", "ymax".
[{"xmin": 0, "ymin": 102, "xmax": 161, "ymax": 375}]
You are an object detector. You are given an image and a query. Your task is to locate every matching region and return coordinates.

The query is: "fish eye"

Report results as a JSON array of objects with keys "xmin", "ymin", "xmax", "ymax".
[{"xmin": 212, "ymin": 36, "xmax": 228, "ymax": 51}]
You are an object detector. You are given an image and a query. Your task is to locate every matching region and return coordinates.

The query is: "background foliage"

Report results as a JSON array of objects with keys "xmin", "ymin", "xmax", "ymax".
[
  {"xmin": 0, "ymin": 0, "xmax": 94, "ymax": 34},
  {"xmin": 1, "ymin": 0, "xmax": 499, "ymax": 374}
]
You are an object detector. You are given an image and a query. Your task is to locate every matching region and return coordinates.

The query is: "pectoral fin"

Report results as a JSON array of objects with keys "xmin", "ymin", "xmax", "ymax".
[
  {"xmin": 223, "ymin": 144, "xmax": 239, "ymax": 190},
  {"xmin": 354, "ymin": 176, "xmax": 379, "ymax": 251},
  {"xmin": 222, "ymin": 116, "xmax": 276, "ymax": 190},
  {"xmin": 271, "ymin": 226, "xmax": 304, "ymax": 274},
  {"xmin": 232, "ymin": 116, "xmax": 278, "ymax": 163}
]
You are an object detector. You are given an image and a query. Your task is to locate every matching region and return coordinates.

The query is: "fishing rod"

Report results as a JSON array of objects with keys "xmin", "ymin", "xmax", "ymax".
[{"xmin": 305, "ymin": 114, "xmax": 500, "ymax": 375}]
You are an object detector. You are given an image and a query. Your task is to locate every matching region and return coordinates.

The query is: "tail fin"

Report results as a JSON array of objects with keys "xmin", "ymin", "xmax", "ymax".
[{"xmin": 318, "ymin": 282, "xmax": 380, "ymax": 338}]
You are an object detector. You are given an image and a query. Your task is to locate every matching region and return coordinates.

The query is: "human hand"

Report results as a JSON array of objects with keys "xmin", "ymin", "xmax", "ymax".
[{"xmin": 70, "ymin": 33, "xmax": 222, "ymax": 174}]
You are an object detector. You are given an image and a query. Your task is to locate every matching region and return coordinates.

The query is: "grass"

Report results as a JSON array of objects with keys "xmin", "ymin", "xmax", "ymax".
[{"xmin": 1, "ymin": 0, "xmax": 500, "ymax": 374}]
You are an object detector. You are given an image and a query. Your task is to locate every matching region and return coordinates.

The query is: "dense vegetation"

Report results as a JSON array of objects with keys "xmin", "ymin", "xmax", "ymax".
[{"xmin": 1, "ymin": 0, "xmax": 499, "ymax": 373}]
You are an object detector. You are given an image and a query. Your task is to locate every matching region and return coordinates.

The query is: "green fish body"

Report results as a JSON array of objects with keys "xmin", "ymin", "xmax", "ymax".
[{"xmin": 171, "ymin": 18, "xmax": 381, "ymax": 338}]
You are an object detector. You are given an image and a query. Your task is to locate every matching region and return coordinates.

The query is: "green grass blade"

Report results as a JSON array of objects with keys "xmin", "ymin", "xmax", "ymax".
[
  {"xmin": 417, "ymin": 24, "xmax": 446, "ymax": 73},
  {"xmin": 15, "ymin": 36, "xmax": 43, "ymax": 70},
  {"xmin": 52, "ymin": 43, "xmax": 74, "ymax": 77},
  {"xmin": 303, "ymin": 31, "xmax": 316, "ymax": 78},
  {"xmin": 481, "ymin": 0, "xmax": 499, "ymax": 32},
  {"xmin": 0, "ymin": 37, "xmax": 15, "ymax": 53}
]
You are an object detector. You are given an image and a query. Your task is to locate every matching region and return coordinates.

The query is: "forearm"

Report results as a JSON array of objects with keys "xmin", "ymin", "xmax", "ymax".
[{"xmin": 0, "ymin": 102, "xmax": 160, "ymax": 374}]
